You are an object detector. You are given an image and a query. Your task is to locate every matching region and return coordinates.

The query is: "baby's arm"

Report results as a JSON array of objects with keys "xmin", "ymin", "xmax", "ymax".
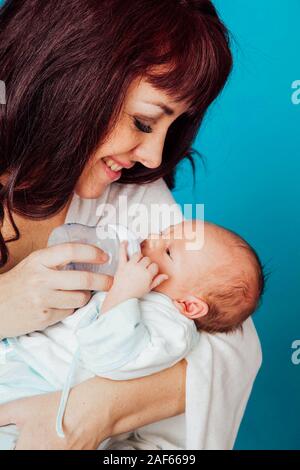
[
  {"xmin": 101, "ymin": 241, "xmax": 168, "ymax": 314},
  {"xmin": 74, "ymin": 242, "xmax": 198, "ymax": 379},
  {"xmin": 76, "ymin": 287, "xmax": 198, "ymax": 381}
]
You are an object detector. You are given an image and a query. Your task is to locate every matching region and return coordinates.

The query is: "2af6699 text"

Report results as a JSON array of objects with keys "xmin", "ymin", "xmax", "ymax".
[{"xmin": 147, "ymin": 454, "xmax": 195, "ymax": 465}]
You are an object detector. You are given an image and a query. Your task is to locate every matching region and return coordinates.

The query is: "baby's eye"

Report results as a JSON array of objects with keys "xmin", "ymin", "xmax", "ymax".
[{"xmin": 166, "ymin": 248, "xmax": 172, "ymax": 259}]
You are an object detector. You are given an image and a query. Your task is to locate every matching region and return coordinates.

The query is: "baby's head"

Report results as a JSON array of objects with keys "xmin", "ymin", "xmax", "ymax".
[{"xmin": 140, "ymin": 220, "xmax": 265, "ymax": 334}]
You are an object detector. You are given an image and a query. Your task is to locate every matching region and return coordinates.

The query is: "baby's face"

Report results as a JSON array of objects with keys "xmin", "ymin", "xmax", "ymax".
[{"xmin": 141, "ymin": 220, "xmax": 222, "ymax": 299}]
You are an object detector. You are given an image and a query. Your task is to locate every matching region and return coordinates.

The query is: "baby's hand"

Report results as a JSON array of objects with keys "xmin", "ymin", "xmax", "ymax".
[
  {"xmin": 100, "ymin": 241, "xmax": 168, "ymax": 314},
  {"xmin": 111, "ymin": 241, "xmax": 168, "ymax": 299}
]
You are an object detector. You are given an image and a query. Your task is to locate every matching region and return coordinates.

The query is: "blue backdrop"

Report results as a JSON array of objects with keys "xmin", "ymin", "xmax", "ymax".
[
  {"xmin": 0, "ymin": 0, "xmax": 299, "ymax": 450},
  {"xmin": 173, "ymin": 0, "xmax": 300, "ymax": 450}
]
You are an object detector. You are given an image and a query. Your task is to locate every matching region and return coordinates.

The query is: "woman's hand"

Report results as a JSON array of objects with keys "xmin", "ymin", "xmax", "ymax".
[
  {"xmin": 0, "ymin": 360, "xmax": 186, "ymax": 450},
  {"xmin": 0, "ymin": 243, "xmax": 113, "ymax": 338},
  {"xmin": 101, "ymin": 241, "xmax": 168, "ymax": 314},
  {"xmin": 0, "ymin": 378, "xmax": 114, "ymax": 450}
]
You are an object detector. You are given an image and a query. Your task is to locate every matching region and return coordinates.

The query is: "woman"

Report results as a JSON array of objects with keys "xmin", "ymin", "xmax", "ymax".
[{"xmin": 0, "ymin": 0, "xmax": 261, "ymax": 449}]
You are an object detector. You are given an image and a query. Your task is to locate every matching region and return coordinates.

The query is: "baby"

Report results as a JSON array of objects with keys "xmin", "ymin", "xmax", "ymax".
[
  {"xmin": 103, "ymin": 218, "xmax": 265, "ymax": 334},
  {"xmin": 0, "ymin": 219, "xmax": 265, "ymax": 449}
]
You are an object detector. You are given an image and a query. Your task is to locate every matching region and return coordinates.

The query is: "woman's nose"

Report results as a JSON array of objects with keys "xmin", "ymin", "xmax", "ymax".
[
  {"xmin": 137, "ymin": 152, "xmax": 162, "ymax": 169},
  {"xmin": 134, "ymin": 136, "xmax": 164, "ymax": 169}
]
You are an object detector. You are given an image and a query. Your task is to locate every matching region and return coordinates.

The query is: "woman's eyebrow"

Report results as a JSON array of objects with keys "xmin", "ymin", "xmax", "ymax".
[{"xmin": 142, "ymin": 101, "xmax": 174, "ymax": 116}]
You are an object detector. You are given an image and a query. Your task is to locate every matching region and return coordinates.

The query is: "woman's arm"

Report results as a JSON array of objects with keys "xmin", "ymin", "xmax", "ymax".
[
  {"xmin": 0, "ymin": 360, "xmax": 186, "ymax": 449},
  {"xmin": 103, "ymin": 359, "xmax": 186, "ymax": 438}
]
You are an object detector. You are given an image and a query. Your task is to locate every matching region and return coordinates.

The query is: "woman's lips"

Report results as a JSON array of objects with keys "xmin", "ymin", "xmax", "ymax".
[
  {"xmin": 108, "ymin": 156, "xmax": 135, "ymax": 169},
  {"xmin": 102, "ymin": 159, "xmax": 122, "ymax": 180},
  {"xmin": 100, "ymin": 156, "xmax": 135, "ymax": 181}
]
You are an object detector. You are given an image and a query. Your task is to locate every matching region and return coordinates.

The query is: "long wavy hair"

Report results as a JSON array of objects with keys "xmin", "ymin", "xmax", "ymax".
[{"xmin": 0, "ymin": 0, "xmax": 232, "ymax": 267}]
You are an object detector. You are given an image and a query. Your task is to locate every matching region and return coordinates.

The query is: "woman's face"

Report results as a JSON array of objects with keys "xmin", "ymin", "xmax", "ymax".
[{"xmin": 75, "ymin": 76, "xmax": 189, "ymax": 198}]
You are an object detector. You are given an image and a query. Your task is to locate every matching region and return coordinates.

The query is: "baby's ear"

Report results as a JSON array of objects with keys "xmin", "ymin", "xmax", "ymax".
[{"xmin": 173, "ymin": 295, "xmax": 209, "ymax": 320}]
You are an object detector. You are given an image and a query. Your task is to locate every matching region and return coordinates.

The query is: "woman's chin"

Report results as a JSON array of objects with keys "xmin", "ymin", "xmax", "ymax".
[
  {"xmin": 74, "ymin": 180, "xmax": 108, "ymax": 199},
  {"xmin": 74, "ymin": 159, "xmax": 119, "ymax": 198}
]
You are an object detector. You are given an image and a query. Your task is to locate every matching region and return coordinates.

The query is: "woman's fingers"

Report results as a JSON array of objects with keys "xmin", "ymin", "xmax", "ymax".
[
  {"xmin": 48, "ymin": 269, "xmax": 114, "ymax": 292},
  {"xmin": 46, "ymin": 290, "xmax": 92, "ymax": 310},
  {"xmin": 41, "ymin": 308, "xmax": 77, "ymax": 326},
  {"xmin": 39, "ymin": 291, "xmax": 93, "ymax": 325},
  {"xmin": 36, "ymin": 243, "xmax": 109, "ymax": 269}
]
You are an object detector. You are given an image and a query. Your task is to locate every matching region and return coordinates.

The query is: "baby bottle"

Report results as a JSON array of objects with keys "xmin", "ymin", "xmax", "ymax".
[{"xmin": 47, "ymin": 223, "xmax": 142, "ymax": 276}]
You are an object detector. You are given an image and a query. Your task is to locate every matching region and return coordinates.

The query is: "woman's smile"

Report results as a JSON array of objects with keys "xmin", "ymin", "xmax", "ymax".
[
  {"xmin": 101, "ymin": 157, "xmax": 122, "ymax": 181},
  {"xmin": 101, "ymin": 156, "xmax": 136, "ymax": 181}
]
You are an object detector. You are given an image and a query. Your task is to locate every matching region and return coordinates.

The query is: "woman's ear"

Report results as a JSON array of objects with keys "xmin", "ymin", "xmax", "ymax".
[{"xmin": 173, "ymin": 295, "xmax": 209, "ymax": 320}]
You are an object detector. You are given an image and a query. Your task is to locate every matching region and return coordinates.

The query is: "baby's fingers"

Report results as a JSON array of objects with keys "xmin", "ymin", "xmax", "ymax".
[
  {"xmin": 129, "ymin": 250, "xmax": 143, "ymax": 262},
  {"xmin": 150, "ymin": 273, "xmax": 169, "ymax": 290},
  {"xmin": 147, "ymin": 262, "xmax": 159, "ymax": 277},
  {"xmin": 118, "ymin": 241, "xmax": 129, "ymax": 266}
]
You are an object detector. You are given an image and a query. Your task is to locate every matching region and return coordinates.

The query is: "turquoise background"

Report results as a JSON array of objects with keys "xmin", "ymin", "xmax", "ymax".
[
  {"xmin": 173, "ymin": 0, "xmax": 300, "ymax": 450},
  {"xmin": 1, "ymin": 0, "xmax": 299, "ymax": 450}
]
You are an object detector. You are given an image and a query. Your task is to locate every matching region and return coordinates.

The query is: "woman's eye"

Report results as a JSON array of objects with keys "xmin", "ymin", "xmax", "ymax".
[{"xmin": 134, "ymin": 118, "xmax": 153, "ymax": 134}]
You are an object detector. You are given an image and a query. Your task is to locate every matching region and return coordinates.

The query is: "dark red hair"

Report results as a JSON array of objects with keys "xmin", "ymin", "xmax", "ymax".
[{"xmin": 0, "ymin": 0, "xmax": 232, "ymax": 267}]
